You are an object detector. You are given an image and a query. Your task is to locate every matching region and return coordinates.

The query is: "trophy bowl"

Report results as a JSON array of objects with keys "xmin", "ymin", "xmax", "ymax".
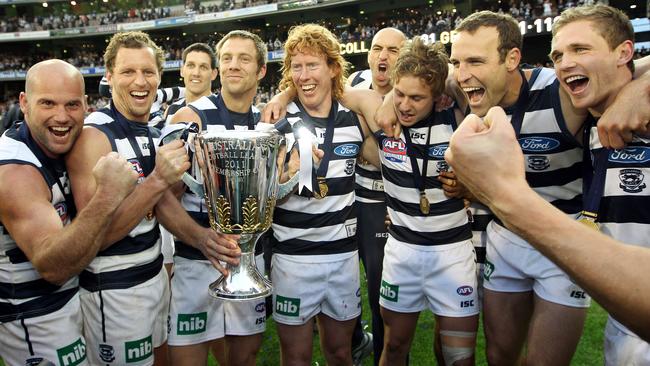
[{"xmin": 194, "ymin": 130, "xmax": 286, "ymax": 301}]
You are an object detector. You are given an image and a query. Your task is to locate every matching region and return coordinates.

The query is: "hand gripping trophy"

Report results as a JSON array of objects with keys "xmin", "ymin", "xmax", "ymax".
[{"xmin": 196, "ymin": 130, "xmax": 286, "ymax": 300}]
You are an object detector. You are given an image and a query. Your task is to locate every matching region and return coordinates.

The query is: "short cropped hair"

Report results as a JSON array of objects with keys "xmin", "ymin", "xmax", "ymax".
[
  {"xmin": 216, "ymin": 30, "xmax": 268, "ymax": 71},
  {"xmin": 182, "ymin": 43, "xmax": 217, "ymax": 70},
  {"xmin": 104, "ymin": 31, "xmax": 165, "ymax": 73},
  {"xmin": 455, "ymin": 11, "xmax": 522, "ymax": 63},
  {"xmin": 553, "ymin": 4, "xmax": 634, "ymax": 73}
]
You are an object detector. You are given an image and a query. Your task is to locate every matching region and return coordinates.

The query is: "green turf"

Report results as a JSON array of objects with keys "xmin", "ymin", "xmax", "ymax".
[{"xmin": 0, "ymin": 267, "xmax": 609, "ymax": 366}]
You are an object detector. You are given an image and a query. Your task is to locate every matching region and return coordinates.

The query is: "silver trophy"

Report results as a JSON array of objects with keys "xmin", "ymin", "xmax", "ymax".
[{"xmin": 190, "ymin": 130, "xmax": 286, "ymax": 301}]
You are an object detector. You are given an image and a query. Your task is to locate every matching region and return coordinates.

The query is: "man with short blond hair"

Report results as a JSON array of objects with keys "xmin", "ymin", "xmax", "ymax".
[{"xmin": 551, "ymin": 5, "xmax": 650, "ymax": 364}]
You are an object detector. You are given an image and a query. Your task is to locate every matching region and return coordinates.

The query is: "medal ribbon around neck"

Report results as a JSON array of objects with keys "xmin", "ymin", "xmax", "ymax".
[
  {"xmin": 294, "ymin": 99, "xmax": 338, "ymax": 199},
  {"xmin": 580, "ymin": 115, "xmax": 606, "ymax": 231},
  {"xmin": 402, "ymin": 118, "xmax": 434, "ymax": 215}
]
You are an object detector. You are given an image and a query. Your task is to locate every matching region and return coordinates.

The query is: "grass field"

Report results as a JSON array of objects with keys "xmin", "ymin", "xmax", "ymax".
[
  {"xmin": 244, "ymin": 267, "xmax": 608, "ymax": 366},
  {"xmin": 0, "ymin": 267, "xmax": 608, "ymax": 366}
]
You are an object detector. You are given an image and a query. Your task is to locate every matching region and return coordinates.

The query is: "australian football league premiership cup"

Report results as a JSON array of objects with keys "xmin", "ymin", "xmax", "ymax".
[{"xmin": 193, "ymin": 130, "xmax": 286, "ymax": 301}]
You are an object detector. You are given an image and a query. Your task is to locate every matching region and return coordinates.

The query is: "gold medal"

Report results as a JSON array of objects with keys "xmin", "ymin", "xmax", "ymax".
[
  {"xmin": 577, "ymin": 211, "xmax": 599, "ymax": 231},
  {"xmin": 313, "ymin": 177, "xmax": 328, "ymax": 199},
  {"xmin": 419, "ymin": 192, "xmax": 430, "ymax": 215},
  {"xmin": 146, "ymin": 210, "xmax": 155, "ymax": 221}
]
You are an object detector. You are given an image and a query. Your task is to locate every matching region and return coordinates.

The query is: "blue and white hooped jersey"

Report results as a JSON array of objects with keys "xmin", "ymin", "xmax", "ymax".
[
  {"xmin": 508, "ymin": 67, "xmax": 583, "ymax": 215},
  {"xmin": 588, "ymin": 120, "xmax": 650, "ymax": 335},
  {"xmin": 82, "ymin": 105, "xmax": 163, "ymax": 292},
  {"xmin": 350, "ymin": 69, "xmax": 384, "ymax": 204},
  {"xmin": 272, "ymin": 101, "xmax": 363, "ymax": 256},
  {"xmin": 0, "ymin": 123, "xmax": 78, "ymax": 322},
  {"xmin": 176, "ymin": 93, "xmax": 261, "ymax": 260},
  {"xmin": 377, "ymin": 108, "xmax": 471, "ymax": 246},
  {"xmin": 163, "ymin": 97, "xmax": 186, "ymax": 127}
]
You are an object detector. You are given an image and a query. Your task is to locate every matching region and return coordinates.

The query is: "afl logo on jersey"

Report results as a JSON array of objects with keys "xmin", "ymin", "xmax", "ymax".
[
  {"xmin": 619, "ymin": 168, "xmax": 647, "ymax": 193},
  {"xmin": 609, "ymin": 147, "xmax": 650, "ymax": 164},
  {"xmin": 428, "ymin": 144, "xmax": 448, "ymax": 159},
  {"xmin": 382, "ymin": 138, "xmax": 407, "ymax": 163},
  {"xmin": 334, "ymin": 144, "xmax": 359, "ymax": 157},
  {"xmin": 54, "ymin": 202, "xmax": 68, "ymax": 222},
  {"xmin": 129, "ymin": 159, "xmax": 146, "ymax": 183},
  {"xmin": 518, "ymin": 137, "xmax": 560, "ymax": 152}
]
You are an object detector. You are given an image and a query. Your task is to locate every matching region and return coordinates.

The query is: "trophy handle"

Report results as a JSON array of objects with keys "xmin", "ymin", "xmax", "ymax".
[{"xmin": 182, "ymin": 172, "xmax": 204, "ymax": 197}]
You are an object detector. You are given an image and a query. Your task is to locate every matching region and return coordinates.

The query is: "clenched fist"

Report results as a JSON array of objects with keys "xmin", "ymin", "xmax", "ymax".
[{"xmin": 93, "ymin": 151, "xmax": 139, "ymax": 202}]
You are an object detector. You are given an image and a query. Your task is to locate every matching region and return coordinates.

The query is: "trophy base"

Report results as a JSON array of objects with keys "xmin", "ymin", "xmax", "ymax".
[{"xmin": 208, "ymin": 252, "xmax": 272, "ymax": 301}]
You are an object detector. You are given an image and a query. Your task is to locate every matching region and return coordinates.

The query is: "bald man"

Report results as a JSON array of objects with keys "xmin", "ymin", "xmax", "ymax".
[
  {"xmin": 0, "ymin": 59, "xmax": 138, "ymax": 366},
  {"xmin": 346, "ymin": 27, "xmax": 406, "ymax": 366}
]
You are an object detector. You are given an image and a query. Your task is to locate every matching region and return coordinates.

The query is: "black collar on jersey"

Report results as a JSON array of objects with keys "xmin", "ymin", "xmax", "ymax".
[
  {"xmin": 110, "ymin": 102, "xmax": 157, "ymax": 176},
  {"xmin": 18, "ymin": 122, "xmax": 74, "ymax": 214},
  {"xmin": 582, "ymin": 114, "xmax": 608, "ymax": 218},
  {"xmin": 215, "ymin": 92, "xmax": 255, "ymax": 130},
  {"xmin": 295, "ymin": 99, "xmax": 338, "ymax": 196},
  {"xmin": 504, "ymin": 69, "xmax": 530, "ymax": 137},
  {"xmin": 402, "ymin": 110, "xmax": 438, "ymax": 196}
]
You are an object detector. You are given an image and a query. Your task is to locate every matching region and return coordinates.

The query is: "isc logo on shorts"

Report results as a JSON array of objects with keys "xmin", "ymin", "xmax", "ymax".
[
  {"xmin": 177, "ymin": 312, "xmax": 207, "ymax": 335},
  {"xmin": 56, "ymin": 338, "xmax": 87, "ymax": 366},
  {"xmin": 124, "ymin": 335, "xmax": 152, "ymax": 363},
  {"xmin": 380, "ymin": 280, "xmax": 399, "ymax": 302},
  {"xmin": 276, "ymin": 295, "xmax": 300, "ymax": 316}
]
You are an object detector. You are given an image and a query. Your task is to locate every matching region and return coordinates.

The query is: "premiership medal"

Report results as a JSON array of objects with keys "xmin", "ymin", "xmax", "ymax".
[
  {"xmin": 146, "ymin": 210, "xmax": 155, "ymax": 221},
  {"xmin": 419, "ymin": 192, "xmax": 430, "ymax": 215},
  {"xmin": 577, "ymin": 211, "xmax": 599, "ymax": 231},
  {"xmin": 314, "ymin": 177, "xmax": 329, "ymax": 199}
]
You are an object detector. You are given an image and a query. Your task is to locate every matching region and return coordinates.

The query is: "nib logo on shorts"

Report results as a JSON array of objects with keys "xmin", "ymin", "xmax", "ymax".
[
  {"xmin": 125, "ymin": 335, "xmax": 153, "ymax": 363},
  {"xmin": 177, "ymin": 312, "xmax": 207, "ymax": 335},
  {"xmin": 275, "ymin": 295, "xmax": 300, "ymax": 316},
  {"xmin": 483, "ymin": 260, "xmax": 495, "ymax": 282},
  {"xmin": 380, "ymin": 280, "xmax": 399, "ymax": 302},
  {"xmin": 56, "ymin": 338, "xmax": 86, "ymax": 366}
]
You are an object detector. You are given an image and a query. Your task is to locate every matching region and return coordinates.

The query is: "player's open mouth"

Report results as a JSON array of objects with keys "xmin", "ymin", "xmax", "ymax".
[
  {"xmin": 130, "ymin": 91, "xmax": 149, "ymax": 101},
  {"xmin": 565, "ymin": 75, "xmax": 589, "ymax": 93},
  {"xmin": 49, "ymin": 126, "xmax": 71, "ymax": 137},
  {"xmin": 463, "ymin": 87, "xmax": 485, "ymax": 104},
  {"xmin": 301, "ymin": 84, "xmax": 316, "ymax": 95}
]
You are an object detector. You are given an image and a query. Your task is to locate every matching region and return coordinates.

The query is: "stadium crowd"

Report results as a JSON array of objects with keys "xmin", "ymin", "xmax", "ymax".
[{"xmin": 0, "ymin": 0, "xmax": 615, "ymax": 73}]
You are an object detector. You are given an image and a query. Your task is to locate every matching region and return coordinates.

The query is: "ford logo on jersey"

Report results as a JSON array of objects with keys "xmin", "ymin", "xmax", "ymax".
[
  {"xmin": 456, "ymin": 286, "xmax": 474, "ymax": 296},
  {"xmin": 609, "ymin": 147, "xmax": 650, "ymax": 164},
  {"xmin": 518, "ymin": 137, "xmax": 560, "ymax": 152},
  {"xmin": 382, "ymin": 138, "xmax": 407, "ymax": 163},
  {"xmin": 334, "ymin": 143, "xmax": 359, "ymax": 157},
  {"xmin": 428, "ymin": 144, "xmax": 448, "ymax": 159}
]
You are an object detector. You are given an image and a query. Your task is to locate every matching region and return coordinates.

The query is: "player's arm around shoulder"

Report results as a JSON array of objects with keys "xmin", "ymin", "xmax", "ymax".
[
  {"xmin": 170, "ymin": 105, "xmax": 203, "ymax": 129},
  {"xmin": 0, "ymin": 156, "xmax": 137, "ymax": 285},
  {"xmin": 340, "ymin": 86, "xmax": 383, "ymax": 128}
]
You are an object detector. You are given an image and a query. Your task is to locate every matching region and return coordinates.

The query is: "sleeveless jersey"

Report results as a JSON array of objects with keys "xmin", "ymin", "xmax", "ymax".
[
  {"xmin": 177, "ymin": 93, "xmax": 261, "ymax": 260},
  {"xmin": 349, "ymin": 69, "xmax": 384, "ymax": 204},
  {"xmin": 0, "ymin": 123, "xmax": 78, "ymax": 322},
  {"xmin": 588, "ymin": 120, "xmax": 650, "ymax": 335},
  {"xmin": 164, "ymin": 98, "xmax": 186, "ymax": 126},
  {"xmin": 377, "ymin": 109, "xmax": 471, "ymax": 246},
  {"xmin": 81, "ymin": 104, "xmax": 163, "ymax": 292},
  {"xmin": 272, "ymin": 101, "xmax": 364, "ymax": 255}
]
